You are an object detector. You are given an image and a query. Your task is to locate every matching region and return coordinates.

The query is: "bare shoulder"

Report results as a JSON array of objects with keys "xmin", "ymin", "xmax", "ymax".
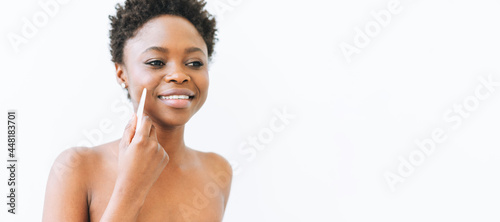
[
  {"xmin": 194, "ymin": 149, "xmax": 233, "ymax": 208},
  {"xmin": 54, "ymin": 146, "xmax": 94, "ymax": 162},
  {"xmin": 50, "ymin": 140, "xmax": 116, "ymax": 184},
  {"xmin": 189, "ymin": 149, "xmax": 233, "ymax": 202},
  {"xmin": 43, "ymin": 146, "xmax": 96, "ymax": 221},
  {"xmin": 51, "ymin": 146, "xmax": 94, "ymax": 179},
  {"xmin": 195, "ymin": 150, "xmax": 233, "ymax": 176}
]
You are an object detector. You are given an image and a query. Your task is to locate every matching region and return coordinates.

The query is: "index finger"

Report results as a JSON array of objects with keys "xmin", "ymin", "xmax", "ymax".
[{"xmin": 135, "ymin": 115, "xmax": 153, "ymax": 139}]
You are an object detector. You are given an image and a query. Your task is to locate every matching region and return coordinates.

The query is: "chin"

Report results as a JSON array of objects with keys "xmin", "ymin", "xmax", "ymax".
[{"xmin": 153, "ymin": 112, "xmax": 193, "ymax": 127}]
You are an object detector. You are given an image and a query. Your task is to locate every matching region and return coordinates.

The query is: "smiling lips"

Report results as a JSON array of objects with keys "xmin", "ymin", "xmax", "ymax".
[{"xmin": 157, "ymin": 88, "xmax": 195, "ymax": 108}]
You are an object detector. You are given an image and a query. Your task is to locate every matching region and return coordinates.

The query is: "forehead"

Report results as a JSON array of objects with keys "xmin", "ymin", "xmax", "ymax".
[{"xmin": 124, "ymin": 14, "xmax": 207, "ymax": 56}]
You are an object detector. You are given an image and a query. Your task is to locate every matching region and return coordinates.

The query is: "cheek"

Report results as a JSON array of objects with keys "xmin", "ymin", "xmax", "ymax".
[
  {"xmin": 130, "ymin": 68, "xmax": 158, "ymax": 85},
  {"xmin": 195, "ymin": 72, "xmax": 209, "ymax": 95},
  {"xmin": 128, "ymin": 68, "xmax": 161, "ymax": 102}
]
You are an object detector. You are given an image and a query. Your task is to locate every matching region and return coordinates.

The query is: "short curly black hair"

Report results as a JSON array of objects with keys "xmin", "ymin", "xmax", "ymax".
[{"xmin": 109, "ymin": 0, "xmax": 217, "ymax": 64}]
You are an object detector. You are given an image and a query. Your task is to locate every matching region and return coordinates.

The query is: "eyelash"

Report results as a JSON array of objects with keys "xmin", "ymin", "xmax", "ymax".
[
  {"xmin": 187, "ymin": 61, "xmax": 204, "ymax": 68},
  {"xmin": 145, "ymin": 60, "xmax": 204, "ymax": 68},
  {"xmin": 147, "ymin": 60, "xmax": 165, "ymax": 67}
]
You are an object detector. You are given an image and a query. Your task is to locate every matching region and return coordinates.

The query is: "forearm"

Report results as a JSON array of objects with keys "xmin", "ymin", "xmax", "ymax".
[{"xmin": 100, "ymin": 183, "xmax": 148, "ymax": 222}]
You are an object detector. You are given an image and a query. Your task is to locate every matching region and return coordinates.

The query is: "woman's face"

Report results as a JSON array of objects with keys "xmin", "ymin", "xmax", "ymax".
[{"xmin": 117, "ymin": 15, "xmax": 209, "ymax": 127}]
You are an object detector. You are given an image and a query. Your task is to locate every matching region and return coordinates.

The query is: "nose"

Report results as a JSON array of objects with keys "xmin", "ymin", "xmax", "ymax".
[{"xmin": 164, "ymin": 70, "xmax": 190, "ymax": 84}]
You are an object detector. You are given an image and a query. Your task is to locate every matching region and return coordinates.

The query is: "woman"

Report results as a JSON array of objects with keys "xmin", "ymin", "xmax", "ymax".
[{"xmin": 42, "ymin": 0, "xmax": 233, "ymax": 221}]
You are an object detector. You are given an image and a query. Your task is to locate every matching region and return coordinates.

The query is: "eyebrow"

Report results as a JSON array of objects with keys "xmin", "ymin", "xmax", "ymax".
[
  {"xmin": 142, "ymin": 46, "xmax": 206, "ymax": 56},
  {"xmin": 184, "ymin": 47, "xmax": 205, "ymax": 56},
  {"xmin": 142, "ymin": 46, "xmax": 167, "ymax": 54}
]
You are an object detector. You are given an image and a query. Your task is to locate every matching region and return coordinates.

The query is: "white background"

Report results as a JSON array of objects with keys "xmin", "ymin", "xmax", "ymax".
[{"xmin": 1, "ymin": 0, "xmax": 500, "ymax": 221}]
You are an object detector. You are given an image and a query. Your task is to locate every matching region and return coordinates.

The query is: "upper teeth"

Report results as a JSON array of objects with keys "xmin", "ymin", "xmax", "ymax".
[{"xmin": 159, "ymin": 95, "xmax": 190, "ymax": 99}]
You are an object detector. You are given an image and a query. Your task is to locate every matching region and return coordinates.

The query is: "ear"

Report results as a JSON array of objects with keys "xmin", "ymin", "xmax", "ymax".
[{"xmin": 115, "ymin": 63, "xmax": 127, "ymax": 86}]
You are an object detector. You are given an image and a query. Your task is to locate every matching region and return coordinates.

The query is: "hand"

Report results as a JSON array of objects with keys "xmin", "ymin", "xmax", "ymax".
[{"xmin": 115, "ymin": 114, "xmax": 169, "ymax": 197}]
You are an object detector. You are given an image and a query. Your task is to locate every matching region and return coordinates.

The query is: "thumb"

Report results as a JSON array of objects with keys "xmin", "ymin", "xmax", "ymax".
[{"xmin": 120, "ymin": 113, "xmax": 137, "ymax": 150}]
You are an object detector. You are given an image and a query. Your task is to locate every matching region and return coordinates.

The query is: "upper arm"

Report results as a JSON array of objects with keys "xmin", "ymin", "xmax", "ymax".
[
  {"xmin": 42, "ymin": 147, "xmax": 92, "ymax": 222},
  {"xmin": 221, "ymin": 158, "xmax": 233, "ymax": 209},
  {"xmin": 206, "ymin": 152, "xmax": 233, "ymax": 209}
]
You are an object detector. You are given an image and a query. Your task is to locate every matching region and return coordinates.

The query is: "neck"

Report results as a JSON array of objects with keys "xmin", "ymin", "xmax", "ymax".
[{"xmin": 153, "ymin": 123, "xmax": 187, "ymax": 167}]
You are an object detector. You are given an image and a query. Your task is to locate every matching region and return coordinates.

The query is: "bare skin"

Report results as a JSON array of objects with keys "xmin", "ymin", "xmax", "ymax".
[{"xmin": 42, "ymin": 15, "xmax": 232, "ymax": 221}]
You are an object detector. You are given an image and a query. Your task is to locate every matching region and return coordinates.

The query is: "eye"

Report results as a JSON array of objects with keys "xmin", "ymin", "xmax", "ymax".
[
  {"xmin": 146, "ymin": 60, "xmax": 165, "ymax": 67},
  {"xmin": 186, "ymin": 61, "xmax": 204, "ymax": 68}
]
